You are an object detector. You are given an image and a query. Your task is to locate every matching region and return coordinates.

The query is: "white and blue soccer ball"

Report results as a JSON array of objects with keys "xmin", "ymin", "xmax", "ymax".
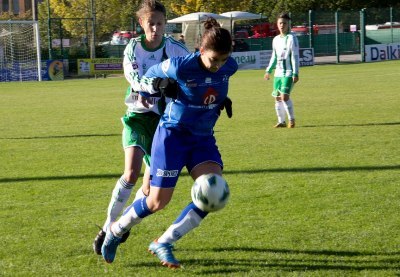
[{"xmin": 191, "ymin": 173, "xmax": 230, "ymax": 212}]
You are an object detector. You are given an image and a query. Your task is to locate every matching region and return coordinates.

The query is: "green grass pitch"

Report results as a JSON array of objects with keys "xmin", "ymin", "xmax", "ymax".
[{"xmin": 0, "ymin": 61, "xmax": 399, "ymax": 276}]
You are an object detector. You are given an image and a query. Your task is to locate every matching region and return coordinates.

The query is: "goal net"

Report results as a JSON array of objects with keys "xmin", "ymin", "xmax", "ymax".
[{"xmin": 0, "ymin": 21, "xmax": 42, "ymax": 82}]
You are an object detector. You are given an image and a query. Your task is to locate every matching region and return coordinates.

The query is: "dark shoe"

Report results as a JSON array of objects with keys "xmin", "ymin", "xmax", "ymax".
[
  {"xmin": 93, "ymin": 228, "xmax": 130, "ymax": 255},
  {"xmin": 273, "ymin": 122, "xmax": 287, "ymax": 128},
  {"xmin": 93, "ymin": 229, "xmax": 106, "ymax": 255}
]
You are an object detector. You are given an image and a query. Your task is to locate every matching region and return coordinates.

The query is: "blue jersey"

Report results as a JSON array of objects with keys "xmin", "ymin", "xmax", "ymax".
[{"xmin": 144, "ymin": 52, "xmax": 238, "ymax": 135}]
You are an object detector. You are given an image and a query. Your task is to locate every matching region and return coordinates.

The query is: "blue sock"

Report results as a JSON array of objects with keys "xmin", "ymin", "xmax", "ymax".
[
  {"xmin": 157, "ymin": 202, "xmax": 208, "ymax": 244},
  {"xmin": 174, "ymin": 202, "xmax": 208, "ymax": 224},
  {"xmin": 132, "ymin": 196, "xmax": 153, "ymax": 218},
  {"xmin": 113, "ymin": 197, "xmax": 153, "ymax": 236}
]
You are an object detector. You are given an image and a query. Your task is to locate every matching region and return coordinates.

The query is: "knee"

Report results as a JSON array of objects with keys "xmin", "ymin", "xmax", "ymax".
[
  {"xmin": 123, "ymin": 171, "xmax": 139, "ymax": 184},
  {"xmin": 146, "ymin": 196, "xmax": 171, "ymax": 212}
]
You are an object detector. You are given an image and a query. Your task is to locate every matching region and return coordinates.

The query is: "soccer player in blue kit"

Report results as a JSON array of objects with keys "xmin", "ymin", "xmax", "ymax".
[
  {"xmin": 101, "ymin": 17, "xmax": 238, "ymax": 268},
  {"xmin": 92, "ymin": 0, "xmax": 189, "ymax": 255}
]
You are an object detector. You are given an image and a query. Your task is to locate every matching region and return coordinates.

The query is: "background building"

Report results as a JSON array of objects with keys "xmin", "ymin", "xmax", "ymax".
[{"xmin": 0, "ymin": 0, "xmax": 42, "ymax": 16}]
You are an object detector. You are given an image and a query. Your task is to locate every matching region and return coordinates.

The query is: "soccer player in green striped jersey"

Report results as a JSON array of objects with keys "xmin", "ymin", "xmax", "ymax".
[
  {"xmin": 264, "ymin": 12, "xmax": 300, "ymax": 128},
  {"xmin": 92, "ymin": 0, "xmax": 189, "ymax": 255}
]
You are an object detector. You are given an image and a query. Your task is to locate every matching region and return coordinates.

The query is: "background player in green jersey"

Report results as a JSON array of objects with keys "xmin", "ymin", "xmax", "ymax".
[
  {"xmin": 92, "ymin": 0, "xmax": 189, "ymax": 255},
  {"xmin": 264, "ymin": 12, "xmax": 300, "ymax": 128}
]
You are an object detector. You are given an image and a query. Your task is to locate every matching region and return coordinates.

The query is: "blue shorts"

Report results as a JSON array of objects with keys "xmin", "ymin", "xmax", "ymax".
[{"xmin": 150, "ymin": 126, "xmax": 223, "ymax": 188}]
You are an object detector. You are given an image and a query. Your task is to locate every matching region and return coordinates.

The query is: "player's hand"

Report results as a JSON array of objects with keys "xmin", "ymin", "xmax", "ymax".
[
  {"xmin": 138, "ymin": 93, "xmax": 150, "ymax": 108},
  {"xmin": 264, "ymin": 72, "xmax": 270, "ymax": 80},
  {"xmin": 153, "ymin": 77, "xmax": 178, "ymax": 99},
  {"xmin": 220, "ymin": 97, "xmax": 232, "ymax": 118}
]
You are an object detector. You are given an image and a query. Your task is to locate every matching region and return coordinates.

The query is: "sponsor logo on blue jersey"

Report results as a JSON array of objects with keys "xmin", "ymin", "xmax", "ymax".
[
  {"xmin": 156, "ymin": 169, "xmax": 179, "ymax": 177},
  {"xmin": 185, "ymin": 79, "xmax": 197, "ymax": 87}
]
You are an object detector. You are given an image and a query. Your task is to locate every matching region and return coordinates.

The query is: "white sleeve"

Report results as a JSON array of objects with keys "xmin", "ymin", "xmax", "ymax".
[
  {"xmin": 123, "ymin": 42, "xmax": 158, "ymax": 94},
  {"xmin": 266, "ymin": 38, "xmax": 277, "ymax": 73},
  {"xmin": 165, "ymin": 37, "xmax": 190, "ymax": 58},
  {"xmin": 290, "ymin": 35, "xmax": 300, "ymax": 76}
]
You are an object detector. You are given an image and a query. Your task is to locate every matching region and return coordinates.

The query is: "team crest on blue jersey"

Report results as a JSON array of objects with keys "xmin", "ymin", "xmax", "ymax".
[
  {"xmin": 203, "ymin": 87, "xmax": 218, "ymax": 105},
  {"xmin": 205, "ymin": 77, "xmax": 212, "ymax": 83}
]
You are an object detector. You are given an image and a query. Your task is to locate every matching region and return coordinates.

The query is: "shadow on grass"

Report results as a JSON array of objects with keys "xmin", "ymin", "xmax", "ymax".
[
  {"xmin": 0, "ymin": 133, "xmax": 120, "ymax": 140},
  {"xmin": 210, "ymin": 246, "xmax": 400, "ymax": 256},
  {"xmin": 1, "ymin": 121, "xmax": 399, "ymax": 139},
  {"xmin": 301, "ymin": 121, "xmax": 400, "ymax": 128},
  {"xmin": 1, "ymin": 164, "xmax": 399, "ymax": 184},
  {"xmin": 126, "ymin": 247, "xmax": 400, "ymax": 274}
]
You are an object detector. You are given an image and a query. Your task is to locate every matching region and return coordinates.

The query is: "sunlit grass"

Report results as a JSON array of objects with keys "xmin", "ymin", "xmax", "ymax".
[{"xmin": 0, "ymin": 60, "xmax": 399, "ymax": 276}]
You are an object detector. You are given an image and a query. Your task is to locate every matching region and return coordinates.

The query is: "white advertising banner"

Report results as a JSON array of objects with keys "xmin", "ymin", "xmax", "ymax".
[
  {"xmin": 231, "ymin": 48, "xmax": 314, "ymax": 70},
  {"xmin": 365, "ymin": 43, "xmax": 400, "ymax": 62},
  {"xmin": 231, "ymin": 51, "xmax": 265, "ymax": 69}
]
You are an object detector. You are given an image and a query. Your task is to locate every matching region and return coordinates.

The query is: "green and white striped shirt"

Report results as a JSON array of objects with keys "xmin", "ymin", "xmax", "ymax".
[
  {"xmin": 123, "ymin": 34, "xmax": 189, "ymax": 114},
  {"xmin": 266, "ymin": 33, "xmax": 299, "ymax": 78}
]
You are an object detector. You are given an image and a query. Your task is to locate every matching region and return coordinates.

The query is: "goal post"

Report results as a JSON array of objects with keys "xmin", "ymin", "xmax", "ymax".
[{"xmin": 0, "ymin": 20, "xmax": 42, "ymax": 82}]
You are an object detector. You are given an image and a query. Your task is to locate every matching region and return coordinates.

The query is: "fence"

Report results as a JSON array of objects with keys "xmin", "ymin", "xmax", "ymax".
[
  {"xmin": 242, "ymin": 8, "xmax": 400, "ymax": 58},
  {"xmin": 40, "ymin": 7, "xmax": 399, "ymax": 76}
]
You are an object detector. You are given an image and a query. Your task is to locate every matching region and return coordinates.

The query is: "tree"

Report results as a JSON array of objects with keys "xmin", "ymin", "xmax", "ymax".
[
  {"xmin": 38, "ymin": 0, "xmax": 141, "ymax": 41},
  {"xmin": 253, "ymin": 0, "xmax": 400, "ymax": 21},
  {"xmin": 169, "ymin": 0, "xmax": 254, "ymax": 16},
  {"xmin": 35, "ymin": 0, "xmax": 400, "ymax": 48}
]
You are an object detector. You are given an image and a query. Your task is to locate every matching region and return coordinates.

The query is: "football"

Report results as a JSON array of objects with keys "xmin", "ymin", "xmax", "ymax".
[{"xmin": 191, "ymin": 173, "xmax": 230, "ymax": 212}]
